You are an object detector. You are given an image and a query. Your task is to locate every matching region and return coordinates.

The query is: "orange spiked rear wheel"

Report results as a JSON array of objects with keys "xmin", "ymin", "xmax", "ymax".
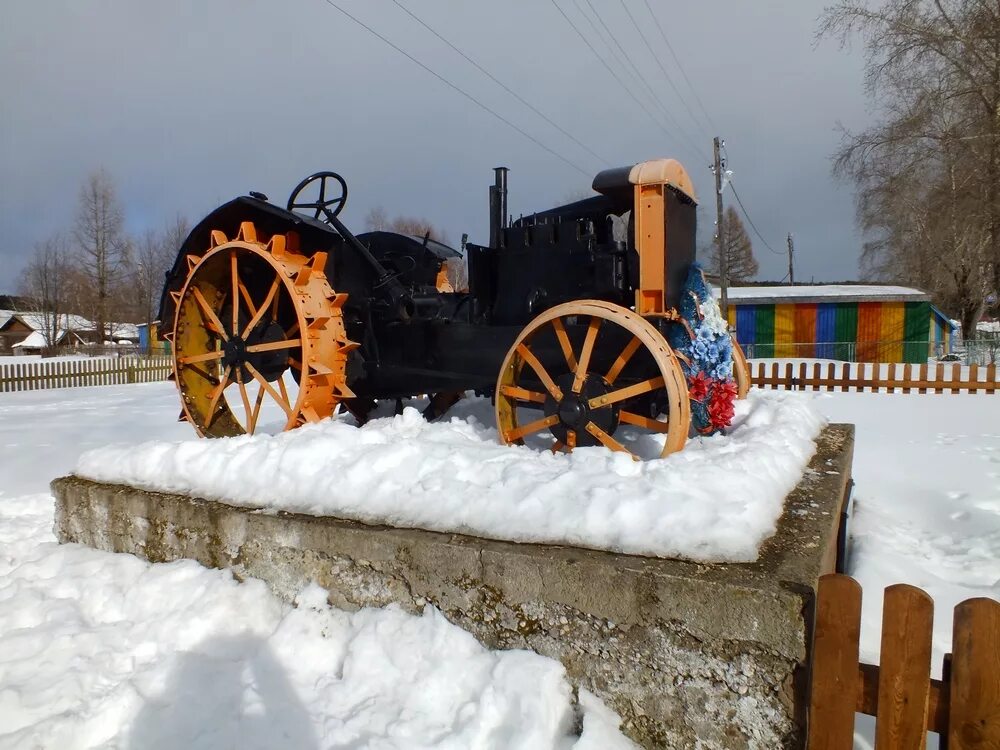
[
  {"xmin": 495, "ymin": 300, "xmax": 690, "ymax": 460},
  {"xmin": 171, "ymin": 222, "xmax": 357, "ymax": 437}
]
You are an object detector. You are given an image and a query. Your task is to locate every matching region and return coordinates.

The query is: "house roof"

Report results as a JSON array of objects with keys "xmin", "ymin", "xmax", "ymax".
[
  {"xmin": 712, "ymin": 284, "xmax": 930, "ymax": 305},
  {"xmin": 0, "ymin": 313, "xmax": 139, "ymax": 340},
  {"xmin": 12, "ymin": 331, "xmax": 47, "ymax": 349}
]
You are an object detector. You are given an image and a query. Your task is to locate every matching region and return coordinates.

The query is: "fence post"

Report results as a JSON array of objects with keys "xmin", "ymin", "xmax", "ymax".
[
  {"xmin": 808, "ymin": 574, "xmax": 862, "ymax": 750},
  {"xmin": 948, "ymin": 598, "xmax": 1000, "ymax": 749},
  {"xmin": 875, "ymin": 584, "xmax": 934, "ymax": 749}
]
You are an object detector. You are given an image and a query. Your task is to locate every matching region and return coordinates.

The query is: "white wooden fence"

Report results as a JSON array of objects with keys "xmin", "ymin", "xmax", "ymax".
[{"xmin": 0, "ymin": 356, "xmax": 173, "ymax": 393}]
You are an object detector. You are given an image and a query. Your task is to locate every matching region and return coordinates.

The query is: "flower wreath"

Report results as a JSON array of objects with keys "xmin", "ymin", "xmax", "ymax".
[{"xmin": 664, "ymin": 264, "xmax": 737, "ymax": 435}]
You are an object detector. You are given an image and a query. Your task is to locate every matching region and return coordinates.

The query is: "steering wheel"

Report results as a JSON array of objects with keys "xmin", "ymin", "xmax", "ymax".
[{"xmin": 287, "ymin": 171, "xmax": 348, "ymax": 224}]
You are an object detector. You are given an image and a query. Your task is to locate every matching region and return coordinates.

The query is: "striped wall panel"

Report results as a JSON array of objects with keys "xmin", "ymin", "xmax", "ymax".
[
  {"xmin": 794, "ymin": 303, "xmax": 817, "ymax": 358},
  {"xmin": 879, "ymin": 302, "xmax": 905, "ymax": 362},
  {"xmin": 815, "ymin": 304, "xmax": 836, "ymax": 359},
  {"xmin": 856, "ymin": 302, "xmax": 882, "ymax": 362},
  {"xmin": 755, "ymin": 305, "xmax": 775, "ymax": 358},
  {"xmin": 903, "ymin": 302, "xmax": 930, "ymax": 363},
  {"xmin": 774, "ymin": 304, "xmax": 796, "ymax": 357},
  {"xmin": 834, "ymin": 304, "xmax": 857, "ymax": 361},
  {"xmin": 736, "ymin": 305, "xmax": 756, "ymax": 350}
]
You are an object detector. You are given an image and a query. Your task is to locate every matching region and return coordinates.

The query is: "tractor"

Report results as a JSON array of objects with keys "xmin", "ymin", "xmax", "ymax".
[{"xmin": 158, "ymin": 158, "xmax": 750, "ymax": 460}]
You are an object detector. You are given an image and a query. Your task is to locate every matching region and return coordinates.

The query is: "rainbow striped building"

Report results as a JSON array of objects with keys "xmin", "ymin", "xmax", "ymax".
[{"xmin": 718, "ymin": 285, "xmax": 957, "ymax": 363}]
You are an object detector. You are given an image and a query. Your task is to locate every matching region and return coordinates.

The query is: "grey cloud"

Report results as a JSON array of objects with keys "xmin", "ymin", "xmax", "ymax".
[{"xmin": 0, "ymin": 0, "xmax": 870, "ymax": 291}]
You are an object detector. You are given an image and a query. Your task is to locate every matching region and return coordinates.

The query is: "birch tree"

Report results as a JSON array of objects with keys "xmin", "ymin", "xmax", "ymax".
[
  {"xmin": 73, "ymin": 170, "xmax": 129, "ymax": 343},
  {"xmin": 820, "ymin": 0, "xmax": 999, "ymax": 334},
  {"xmin": 18, "ymin": 235, "xmax": 69, "ymax": 348}
]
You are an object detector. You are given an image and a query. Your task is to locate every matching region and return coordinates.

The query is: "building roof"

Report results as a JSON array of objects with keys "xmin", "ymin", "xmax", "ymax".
[
  {"xmin": 712, "ymin": 284, "xmax": 930, "ymax": 305},
  {"xmin": 0, "ymin": 312, "xmax": 139, "ymax": 340},
  {"xmin": 12, "ymin": 331, "xmax": 47, "ymax": 350}
]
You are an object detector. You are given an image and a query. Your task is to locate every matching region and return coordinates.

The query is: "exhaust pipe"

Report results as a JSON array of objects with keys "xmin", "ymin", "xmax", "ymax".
[{"xmin": 489, "ymin": 166, "xmax": 508, "ymax": 248}]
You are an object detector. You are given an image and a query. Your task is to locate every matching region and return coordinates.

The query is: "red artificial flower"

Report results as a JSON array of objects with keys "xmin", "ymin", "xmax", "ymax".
[
  {"xmin": 715, "ymin": 380, "xmax": 738, "ymax": 402},
  {"xmin": 707, "ymin": 383, "xmax": 737, "ymax": 430},
  {"xmin": 688, "ymin": 371, "xmax": 711, "ymax": 402}
]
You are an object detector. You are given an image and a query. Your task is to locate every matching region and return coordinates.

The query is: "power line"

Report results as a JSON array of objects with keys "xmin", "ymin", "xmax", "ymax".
[
  {"xmin": 318, "ymin": 0, "xmax": 593, "ymax": 178},
  {"xmin": 641, "ymin": 0, "xmax": 718, "ymax": 135},
  {"xmin": 728, "ymin": 179, "xmax": 784, "ymax": 256},
  {"xmin": 617, "ymin": 0, "xmax": 710, "ymax": 144},
  {"xmin": 390, "ymin": 0, "xmax": 611, "ymax": 167},
  {"xmin": 547, "ymin": 0, "xmax": 704, "ymax": 161},
  {"xmin": 581, "ymin": 0, "xmax": 709, "ymax": 161}
]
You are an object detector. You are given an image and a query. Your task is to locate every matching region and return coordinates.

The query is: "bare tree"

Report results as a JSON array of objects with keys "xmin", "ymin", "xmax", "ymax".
[
  {"xmin": 820, "ymin": 0, "xmax": 1000, "ymax": 333},
  {"xmin": 708, "ymin": 206, "xmax": 758, "ymax": 283},
  {"xmin": 388, "ymin": 215, "xmax": 447, "ymax": 244},
  {"xmin": 362, "ymin": 206, "xmax": 448, "ymax": 242},
  {"xmin": 130, "ymin": 215, "xmax": 190, "ymax": 334},
  {"xmin": 73, "ymin": 170, "xmax": 130, "ymax": 343},
  {"xmin": 364, "ymin": 206, "xmax": 389, "ymax": 232},
  {"xmin": 18, "ymin": 234, "xmax": 69, "ymax": 348},
  {"xmin": 363, "ymin": 207, "xmax": 466, "ymax": 289}
]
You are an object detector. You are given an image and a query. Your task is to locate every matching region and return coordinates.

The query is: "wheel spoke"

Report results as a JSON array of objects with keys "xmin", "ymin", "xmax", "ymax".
[
  {"xmin": 245, "ymin": 338, "xmax": 302, "ymax": 354},
  {"xmin": 585, "ymin": 421, "xmax": 633, "ymax": 457},
  {"xmin": 505, "ymin": 413, "xmax": 559, "ymax": 442},
  {"xmin": 498, "ymin": 384, "xmax": 546, "ymax": 404},
  {"xmin": 288, "ymin": 357, "xmax": 303, "ymax": 372},
  {"xmin": 550, "ymin": 318, "xmax": 577, "ymax": 370},
  {"xmin": 237, "ymin": 372, "xmax": 253, "ymax": 431},
  {"xmin": 230, "ymin": 251, "xmax": 240, "ymax": 335},
  {"xmin": 204, "ymin": 365, "xmax": 232, "ymax": 428},
  {"xmin": 620, "ymin": 411, "xmax": 670, "ymax": 433},
  {"xmin": 285, "ymin": 321, "xmax": 300, "ymax": 337},
  {"xmin": 572, "ymin": 317, "xmax": 602, "ymax": 393},
  {"xmin": 249, "ymin": 384, "xmax": 266, "ymax": 433},
  {"xmin": 242, "ymin": 278, "xmax": 280, "ymax": 338},
  {"xmin": 605, "ymin": 337, "xmax": 642, "ymax": 385},
  {"xmin": 277, "ymin": 374, "xmax": 290, "ymax": 405},
  {"xmin": 192, "ymin": 287, "xmax": 229, "ymax": 341},
  {"xmin": 244, "ymin": 362, "xmax": 293, "ymax": 418},
  {"xmin": 516, "ymin": 343, "xmax": 562, "ymax": 400},
  {"xmin": 178, "ymin": 349, "xmax": 225, "ymax": 365},
  {"xmin": 588, "ymin": 376, "xmax": 665, "ymax": 409},
  {"xmin": 238, "ymin": 281, "xmax": 258, "ymax": 319},
  {"xmin": 183, "ymin": 362, "xmax": 221, "ymax": 385}
]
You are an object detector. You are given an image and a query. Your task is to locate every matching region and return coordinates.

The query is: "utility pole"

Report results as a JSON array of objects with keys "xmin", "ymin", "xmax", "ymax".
[
  {"xmin": 713, "ymin": 137, "xmax": 728, "ymax": 318},
  {"xmin": 786, "ymin": 233, "xmax": 795, "ymax": 285}
]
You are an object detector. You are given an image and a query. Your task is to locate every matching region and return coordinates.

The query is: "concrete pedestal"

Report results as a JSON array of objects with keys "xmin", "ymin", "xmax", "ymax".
[{"xmin": 52, "ymin": 424, "xmax": 853, "ymax": 749}]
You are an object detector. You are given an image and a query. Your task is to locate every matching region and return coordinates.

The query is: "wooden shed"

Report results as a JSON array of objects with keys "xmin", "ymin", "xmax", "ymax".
[{"xmin": 719, "ymin": 285, "xmax": 957, "ymax": 363}]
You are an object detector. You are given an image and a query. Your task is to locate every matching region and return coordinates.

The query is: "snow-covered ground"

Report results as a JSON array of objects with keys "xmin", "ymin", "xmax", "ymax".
[
  {"xmin": 0, "ymin": 383, "xmax": 634, "ymax": 749},
  {"xmin": 2, "ymin": 379, "xmax": 999, "ymax": 748}
]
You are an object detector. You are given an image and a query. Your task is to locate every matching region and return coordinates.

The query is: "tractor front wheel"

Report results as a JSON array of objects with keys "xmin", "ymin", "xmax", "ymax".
[{"xmin": 495, "ymin": 300, "xmax": 690, "ymax": 460}]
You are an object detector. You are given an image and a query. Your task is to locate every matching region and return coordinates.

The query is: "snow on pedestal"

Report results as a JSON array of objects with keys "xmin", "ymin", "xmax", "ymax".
[{"xmin": 74, "ymin": 389, "xmax": 825, "ymax": 563}]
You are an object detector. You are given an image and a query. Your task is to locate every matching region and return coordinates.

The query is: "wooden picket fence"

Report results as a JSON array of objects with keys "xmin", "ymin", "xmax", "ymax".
[
  {"xmin": 753, "ymin": 361, "xmax": 999, "ymax": 394},
  {"xmin": 808, "ymin": 574, "xmax": 1000, "ymax": 749},
  {"xmin": 0, "ymin": 356, "xmax": 173, "ymax": 393}
]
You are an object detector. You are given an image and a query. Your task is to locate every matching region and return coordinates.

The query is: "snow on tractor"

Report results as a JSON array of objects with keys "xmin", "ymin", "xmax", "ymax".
[{"xmin": 158, "ymin": 158, "xmax": 750, "ymax": 460}]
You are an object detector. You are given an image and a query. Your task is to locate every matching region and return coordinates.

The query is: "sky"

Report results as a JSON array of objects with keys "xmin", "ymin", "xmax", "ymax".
[{"xmin": 0, "ymin": 0, "xmax": 871, "ymax": 293}]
